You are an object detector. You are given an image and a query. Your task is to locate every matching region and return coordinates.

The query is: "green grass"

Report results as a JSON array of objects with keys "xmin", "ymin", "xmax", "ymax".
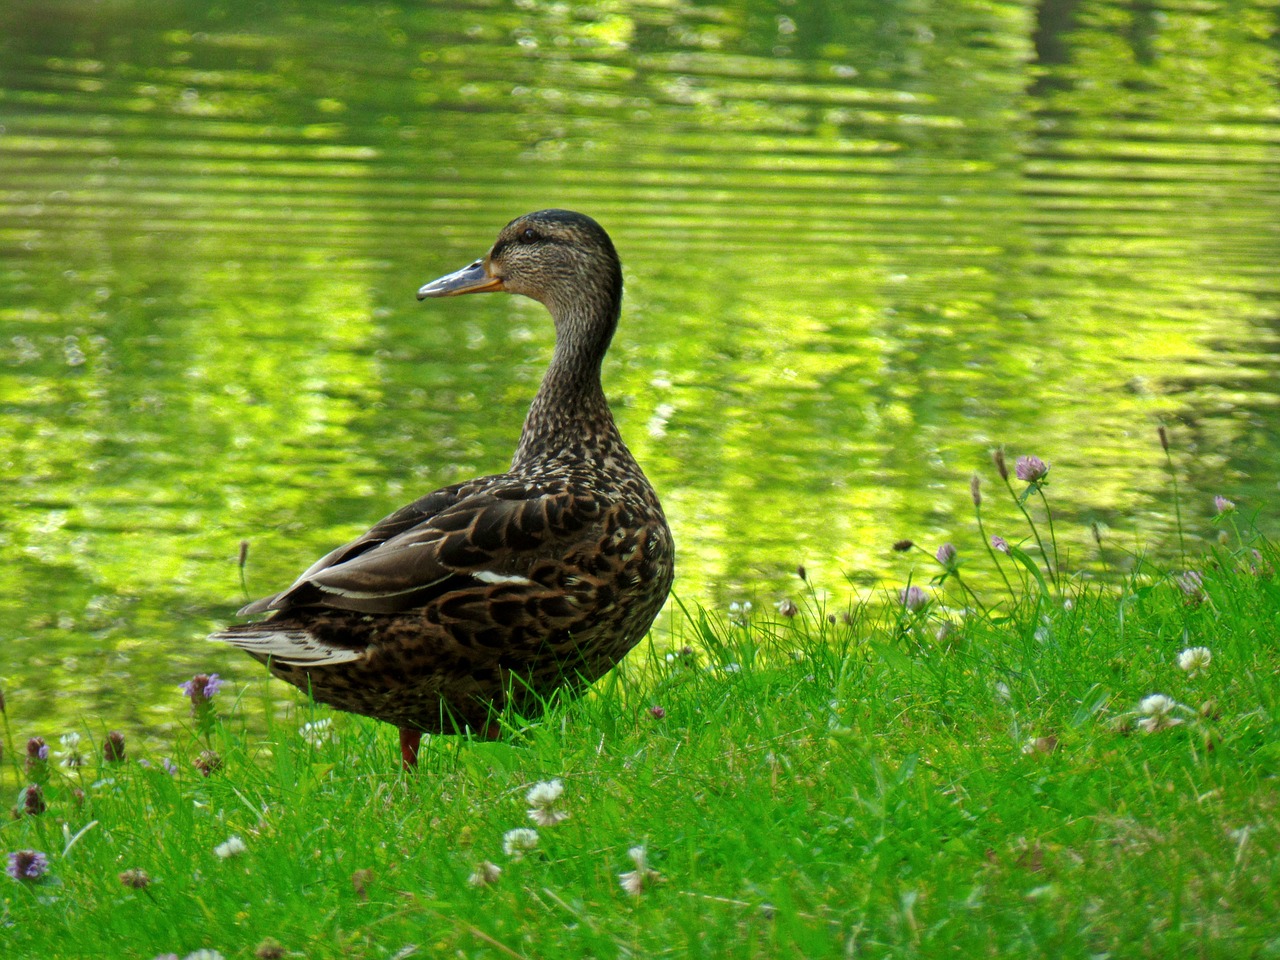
[{"xmin": 4, "ymin": 473, "xmax": 1280, "ymax": 958}]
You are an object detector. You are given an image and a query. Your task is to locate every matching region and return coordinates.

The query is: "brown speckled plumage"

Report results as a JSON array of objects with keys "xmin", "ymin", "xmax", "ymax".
[{"xmin": 210, "ymin": 210, "xmax": 674, "ymax": 762}]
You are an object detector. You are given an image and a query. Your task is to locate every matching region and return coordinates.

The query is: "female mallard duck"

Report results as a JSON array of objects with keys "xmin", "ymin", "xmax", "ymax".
[{"xmin": 210, "ymin": 209, "xmax": 675, "ymax": 767}]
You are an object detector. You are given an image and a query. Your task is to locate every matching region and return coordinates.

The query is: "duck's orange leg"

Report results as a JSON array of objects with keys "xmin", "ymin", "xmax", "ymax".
[{"xmin": 399, "ymin": 728, "xmax": 422, "ymax": 770}]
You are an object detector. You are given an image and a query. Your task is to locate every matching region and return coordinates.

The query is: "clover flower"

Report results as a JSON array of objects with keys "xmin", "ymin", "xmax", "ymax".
[
  {"xmin": 467, "ymin": 861, "xmax": 502, "ymax": 888},
  {"xmin": 214, "ymin": 836, "xmax": 247, "ymax": 859},
  {"xmin": 1177, "ymin": 646, "xmax": 1212, "ymax": 678},
  {"xmin": 618, "ymin": 845, "xmax": 661, "ymax": 896},
  {"xmin": 57, "ymin": 731, "xmax": 85, "ymax": 769},
  {"xmin": 1213, "ymin": 496, "xmax": 1235, "ymax": 515},
  {"xmin": 193, "ymin": 750, "xmax": 223, "ymax": 777},
  {"xmin": 6, "ymin": 849, "xmax": 48, "ymax": 881},
  {"xmin": 935, "ymin": 543, "xmax": 957, "ymax": 569},
  {"xmin": 502, "ymin": 828, "xmax": 539, "ymax": 860},
  {"xmin": 1136, "ymin": 694, "xmax": 1184, "ymax": 733},
  {"xmin": 300, "ymin": 718, "xmax": 333, "ymax": 747},
  {"xmin": 1176, "ymin": 570, "xmax": 1205, "ymax": 600},
  {"xmin": 774, "ymin": 598, "xmax": 798, "ymax": 618},
  {"xmin": 1015, "ymin": 455, "xmax": 1049, "ymax": 483},
  {"xmin": 899, "ymin": 585, "xmax": 929, "ymax": 612},
  {"xmin": 648, "ymin": 705, "xmax": 666, "ymax": 720},
  {"xmin": 991, "ymin": 535, "xmax": 1010, "ymax": 555},
  {"xmin": 26, "ymin": 737, "xmax": 49, "ymax": 763},
  {"xmin": 526, "ymin": 779, "xmax": 568, "ymax": 827},
  {"xmin": 728, "ymin": 602, "xmax": 752, "ymax": 627}
]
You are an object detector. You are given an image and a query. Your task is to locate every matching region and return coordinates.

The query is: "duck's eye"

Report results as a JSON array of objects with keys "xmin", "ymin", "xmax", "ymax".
[{"xmin": 518, "ymin": 227, "xmax": 541, "ymax": 244}]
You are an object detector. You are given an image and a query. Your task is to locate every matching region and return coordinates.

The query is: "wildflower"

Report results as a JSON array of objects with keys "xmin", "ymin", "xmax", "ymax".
[
  {"xmin": 214, "ymin": 835, "xmax": 247, "ymax": 859},
  {"xmin": 993, "ymin": 681, "xmax": 1012, "ymax": 703},
  {"xmin": 618, "ymin": 845, "xmax": 661, "ymax": 896},
  {"xmin": 1157, "ymin": 425, "xmax": 1169, "ymax": 452},
  {"xmin": 525, "ymin": 779, "xmax": 568, "ymax": 827},
  {"xmin": 300, "ymin": 718, "xmax": 333, "ymax": 746},
  {"xmin": 180, "ymin": 673, "xmax": 225, "ymax": 713},
  {"xmin": 104, "ymin": 730, "xmax": 126, "ymax": 763},
  {"xmin": 992, "ymin": 448, "xmax": 1009, "ymax": 480},
  {"xmin": 727, "ymin": 602, "xmax": 752, "ymax": 626},
  {"xmin": 990, "ymin": 535, "xmax": 1010, "ymax": 554},
  {"xmin": 664, "ymin": 644, "xmax": 698, "ymax": 665},
  {"xmin": 26, "ymin": 737, "xmax": 49, "ymax": 763},
  {"xmin": 935, "ymin": 543, "xmax": 957, "ymax": 569},
  {"xmin": 57, "ymin": 732, "xmax": 85, "ymax": 769},
  {"xmin": 1015, "ymin": 455, "xmax": 1049, "ymax": 483},
  {"xmin": 898, "ymin": 585, "xmax": 929, "ymax": 612},
  {"xmin": 1136, "ymin": 694, "xmax": 1183, "ymax": 733},
  {"xmin": 1176, "ymin": 571, "xmax": 1204, "ymax": 599},
  {"xmin": 184, "ymin": 952, "xmax": 227, "ymax": 960},
  {"xmin": 774, "ymin": 598, "xmax": 798, "ymax": 617},
  {"xmin": 255, "ymin": 940, "xmax": 285, "ymax": 960},
  {"xmin": 721, "ymin": 662, "xmax": 742, "ymax": 674},
  {"xmin": 970, "ymin": 475, "xmax": 982, "ymax": 506},
  {"xmin": 1213, "ymin": 496, "xmax": 1235, "ymax": 515},
  {"xmin": 467, "ymin": 860, "xmax": 502, "ymax": 887},
  {"xmin": 119, "ymin": 868, "xmax": 152, "ymax": 889},
  {"xmin": 648, "ymin": 705, "xmax": 666, "ymax": 720},
  {"xmin": 162, "ymin": 757, "xmax": 179, "ymax": 776},
  {"xmin": 6, "ymin": 849, "xmax": 49, "ymax": 881},
  {"xmin": 892, "ymin": 539, "xmax": 914, "ymax": 552},
  {"xmin": 193, "ymin": 750, "xmax": 223, "ymax": 777},
  {"xmin": 502, "ymin": 828, "xmax": 539, "ymax": 860},
  {"xmin": 1177, "ymin": 646, "xmax": 1212, "ymax": 678},
  {"xmin": 796, "ymin": 564, "xmax": 807, "ymax": 581},
  {"xmin": 19, "ymin": 784, "xmax": 45, "ymax": 816}
]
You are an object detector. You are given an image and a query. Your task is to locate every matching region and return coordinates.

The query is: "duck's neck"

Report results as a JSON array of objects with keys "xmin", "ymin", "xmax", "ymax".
[{"xmin": 512, "ymin": 297, "xmax": 624, "ymax": 469}]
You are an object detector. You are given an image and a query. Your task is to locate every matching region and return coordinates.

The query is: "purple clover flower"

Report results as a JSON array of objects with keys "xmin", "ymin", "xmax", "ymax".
[
  {"xmin": 26, "ymin": 737, "xmax": 49, "ymax": 762},
  {"xmin": 935, "ymin": 543, "xmax": 957, "ymax": 568},
  {"xmin": 6, "ymin": 849, "xmax": 48, "ymax": 881},
  {"xmin": 1015, "ymin": 455, "xmax": 1049, "ymax": 483},
  {"xmin": 1213, "ymin": 496, "xmax": 1235, "ymax": 515},
  {"xmin": 899, "ymin": 585, "xmax": 929, "ymax": 612},
  {"xmin": 991, "ymin": 535, "xmax": 1010, "ymax": 554}
]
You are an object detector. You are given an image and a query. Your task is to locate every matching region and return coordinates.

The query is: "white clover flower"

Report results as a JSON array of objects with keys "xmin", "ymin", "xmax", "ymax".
[
  {"xmin": 1136, "ymin": 694, "xmax": 1184, "ymax": 733},
  {"xmin": 1177, "ymin": 647, "xmax": 1212, "ymax": 678},
  {"xmin": 502, "ymin": 828, "xmax": 539, "ymax": 860},
  {"xmin": 774, "ymin": 598, "xmax": 798, "ymax": 618},
  {"xmin": 993, "ymin": 681, "xmax": 1012, "ymax": 704},
  {"xmin": 214, "ymin": 835, "xmax": 247, "ymax": 859},
  {"xmin": 467, "ymin": 860, "xmax": 502, "ymax": 888},
  {"xmin": 525, "ymin": 779, "xmax": 568, "ymax": 827},
  {"xmin": 183, "ymin": 952, "xmax": 227, "ymax": 960},
  {"xmin": 618, "ymin": 845, "xmax": 661, "ymax": 896},
  {"xmin": 57, "ymin": 731, "xmax": 85, "ymax": 769},
  {"xmin": 728, "ymin": 601, "xmax": 753, "ymax": 626},
  {"xmin": 300, "ymin": 718, "xmax": 334, "ymax": 746}
]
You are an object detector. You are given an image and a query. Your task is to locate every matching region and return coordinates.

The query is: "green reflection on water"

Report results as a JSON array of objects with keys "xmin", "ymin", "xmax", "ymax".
[{"xmin": 1, "ymin": 0, "xmax": 1278, "ymax": 754}]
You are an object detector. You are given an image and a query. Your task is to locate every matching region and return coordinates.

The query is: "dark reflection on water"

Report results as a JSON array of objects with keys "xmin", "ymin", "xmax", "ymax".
[{"xmin": 2, "ymin": 0, "xmax": 1278, "ymax": 751}]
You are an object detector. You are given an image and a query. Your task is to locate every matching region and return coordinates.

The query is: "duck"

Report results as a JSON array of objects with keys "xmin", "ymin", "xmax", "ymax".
[{"xmin": 210, "ymin": 209, "xmax": 675, "ymax": 768}]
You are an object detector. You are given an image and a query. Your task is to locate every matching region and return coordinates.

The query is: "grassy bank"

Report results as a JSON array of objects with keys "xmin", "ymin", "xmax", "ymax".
[{"xmin": 3, "ymin": 469, "xmax": 1279, "ymax": 958}]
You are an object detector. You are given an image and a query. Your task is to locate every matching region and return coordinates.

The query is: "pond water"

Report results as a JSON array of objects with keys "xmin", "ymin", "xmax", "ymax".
[{"xmin": 2, "ymin": 0, "xmax": 1279, "ymax": 746}]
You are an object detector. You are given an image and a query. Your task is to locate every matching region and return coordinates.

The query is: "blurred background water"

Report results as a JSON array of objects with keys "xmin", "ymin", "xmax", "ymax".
[{"xmin": 2, "ymin": 0, "xmax": 1278, "ymax": 749}]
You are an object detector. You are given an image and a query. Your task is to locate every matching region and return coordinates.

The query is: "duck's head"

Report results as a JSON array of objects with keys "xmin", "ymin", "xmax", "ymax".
[{"xmin": 417, "ymin": 210, "xmax": 623, "ymax": 324}]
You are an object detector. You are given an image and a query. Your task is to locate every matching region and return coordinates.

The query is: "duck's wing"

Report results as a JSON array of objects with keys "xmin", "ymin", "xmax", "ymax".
[{"xmin": 234, "ymin": 476, "xmax": 600, "ymax": 618}]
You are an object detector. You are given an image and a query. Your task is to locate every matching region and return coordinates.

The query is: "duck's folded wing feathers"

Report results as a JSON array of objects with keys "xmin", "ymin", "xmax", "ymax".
[{"xmin": 241, "ymin": 483, "xmax": 598, "ymax": 617}]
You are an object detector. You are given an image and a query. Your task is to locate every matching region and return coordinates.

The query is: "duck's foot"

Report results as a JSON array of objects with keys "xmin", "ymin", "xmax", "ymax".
[{"xmin": 399, "ymin": 728, "xmax": 422, "ymax": 770}]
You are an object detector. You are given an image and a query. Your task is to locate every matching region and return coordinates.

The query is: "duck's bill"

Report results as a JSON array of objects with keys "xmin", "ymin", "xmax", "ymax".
[{"xmin": 417, "ymin": 260, "xmax": 504, "ymax": 299}]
